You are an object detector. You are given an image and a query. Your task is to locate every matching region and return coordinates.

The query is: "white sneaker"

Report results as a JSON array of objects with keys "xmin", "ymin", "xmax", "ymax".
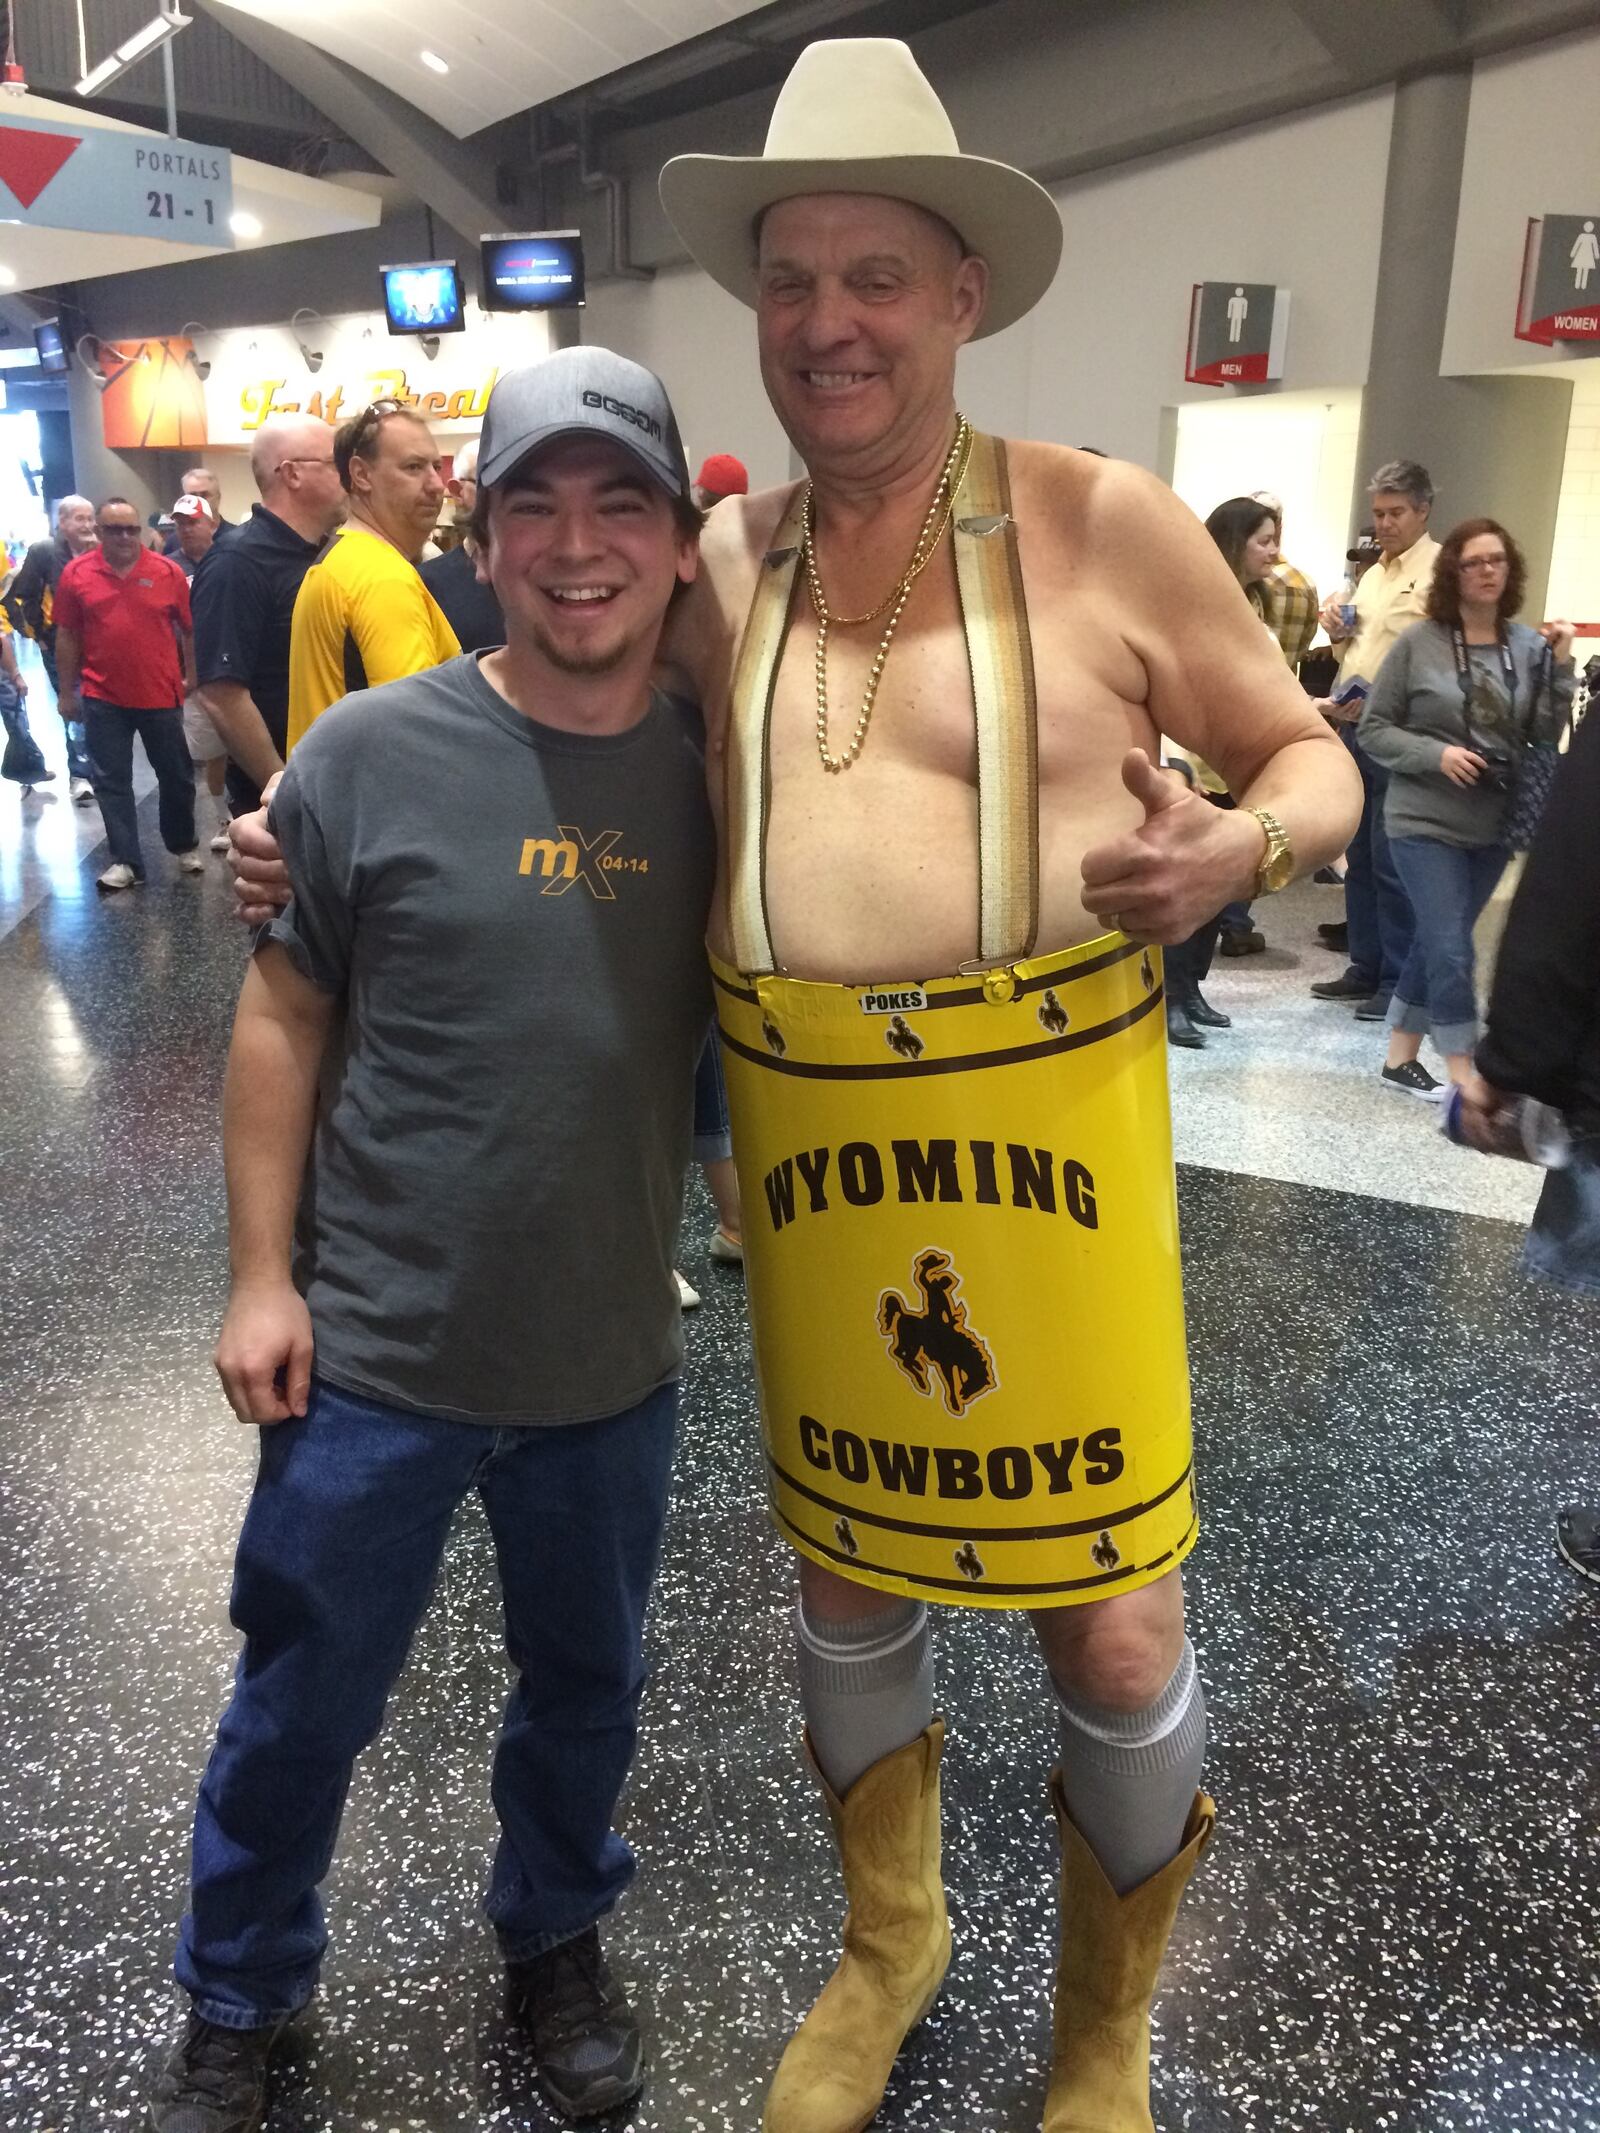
[
  {"xmin": 176, "ymin": 848, "xmax": 205, "ymax": 875},
  {"xmin": 71, "ymin": 776, "xmax": 96, "ymax": 805},
  {"xmin": 209, "ymin": 827, "xmax": 232, "ymax": 852},
  {"xmin": 96, "ymin": 862, "xmax": 139, "ymax": 892},
  {"xmin": 675, "ymin": 1270, "xmax": 702, "ymax": 1310},
  {"xmin": 708, "ymin": 1228, "xmax": 744, "ymax": 1264}
]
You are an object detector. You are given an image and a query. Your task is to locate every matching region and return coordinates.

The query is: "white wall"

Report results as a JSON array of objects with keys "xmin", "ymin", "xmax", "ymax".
[
  {"xmin": 1170, "ymin": 388, "xmax": 1361, "ymax": 606},
  {"xmin": 1546, "ymin": 364, "xmax": 1600, "ymax": 624},
  {"xmin": 957, "ymin": 89, "xmax": 1394, "ymax": 466},
  {"xmin": 1441, "ymin": 27, "xmax": 1600, "ymax": 378},
  {"xmin": 583, "ymin": 265, "xmax": 792, "ymax": 490}
]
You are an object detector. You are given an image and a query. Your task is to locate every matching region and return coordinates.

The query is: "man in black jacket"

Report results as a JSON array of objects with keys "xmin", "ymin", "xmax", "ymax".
[
  {"xmin": 5, "ymin": 493, "xmax": 100, "ymax": 800},
  {"xmin": 1460, "ymin": 700, "xmax": 1600, "ymax": 1579}
]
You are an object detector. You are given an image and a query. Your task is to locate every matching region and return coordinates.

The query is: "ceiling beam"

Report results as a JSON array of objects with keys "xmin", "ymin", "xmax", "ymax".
[
  {"xmin": 191, "ymin": 0, "xmax": 507, "ymax": 246},
  {"xmin": 1280, "ymin": 0, "xmax": 1465, "ymax": 76}
]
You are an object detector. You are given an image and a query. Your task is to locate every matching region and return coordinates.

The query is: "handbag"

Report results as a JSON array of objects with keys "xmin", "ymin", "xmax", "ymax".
[
  {"xmin": 0, "ymin": 675, "xmax": 48, "ymax": 785},
  {"xmin": 1503, "ymin": 641, "xmax": 1565, "ymax": 853},
  {"xmin": 1450, "ymin": 628, "xmax": 1565, "ymax": 854}
]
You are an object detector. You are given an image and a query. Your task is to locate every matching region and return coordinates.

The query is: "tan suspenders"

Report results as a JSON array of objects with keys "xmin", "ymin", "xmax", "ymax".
[{"xmin": 724, "ymin": 430, "xmax": 1040, "ymax": 975}]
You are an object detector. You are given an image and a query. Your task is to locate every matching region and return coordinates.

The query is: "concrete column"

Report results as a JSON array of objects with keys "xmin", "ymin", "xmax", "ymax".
[{"xmin": 1353, "ymin": 68, "xmax": 1572, "ymax": 615}]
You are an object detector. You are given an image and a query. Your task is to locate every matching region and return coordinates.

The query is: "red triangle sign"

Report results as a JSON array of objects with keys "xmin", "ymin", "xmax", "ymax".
[{"xmin": 0, "ymin": 125, "xmax": 82, "ymax": 210}]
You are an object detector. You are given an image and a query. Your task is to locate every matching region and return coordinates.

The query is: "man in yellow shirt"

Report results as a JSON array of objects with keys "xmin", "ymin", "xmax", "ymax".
[
  {"xmin": 286, "ymin": 399, "xmax": 459, "ymax": 751},
  {"xmin": 1311, "ymin": 458, "xmax": 1439, "ymax": 1017}
]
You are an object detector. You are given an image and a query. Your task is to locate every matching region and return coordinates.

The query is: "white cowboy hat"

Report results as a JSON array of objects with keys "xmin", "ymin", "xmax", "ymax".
[{"xmin": 658, "ymin": 39, "xmax": 1062, "ymax": 340}]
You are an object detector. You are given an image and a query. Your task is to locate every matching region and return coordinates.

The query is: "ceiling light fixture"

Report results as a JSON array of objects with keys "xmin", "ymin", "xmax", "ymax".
[
  {"xmin": 179, "ymin": 320, "xmax": 210, "ymax": 380},
  {"xmin": 229, "ymin": 211, "xmax": 262, "ymax": 240},
  {"xmin": 419, "ymin": 49, "xmax": 449, "ymax": 74},
  {"xmin": 290, "ymin": 306, "xmax": 325, "ymax": 374},
  {"xmin": 0, "ymin": 266, "xmax": 16, "ymax": 288},
  {"xmin": 75, "ymin": 335, "xmax": 151, "ymax": 390},
  {"xmin": 75, "ymin": 1, "xmax": 191, "ymax": 97}
]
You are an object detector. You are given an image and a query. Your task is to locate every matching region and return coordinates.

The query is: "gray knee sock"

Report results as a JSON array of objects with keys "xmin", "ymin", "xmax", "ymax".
[
  {"xmin": 1052, "ymin": 1639, "xmax": 1206, "ymax": 1895},
  {"xmin": 795, "ymin": 1598, "xmax": 935, "ymax": 1797}
]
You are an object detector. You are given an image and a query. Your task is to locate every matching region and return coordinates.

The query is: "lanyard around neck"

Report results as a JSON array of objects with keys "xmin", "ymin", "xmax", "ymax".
[{"xmin": 1448, "ymin": 622, "xmax": 1515, "ymax": 702}]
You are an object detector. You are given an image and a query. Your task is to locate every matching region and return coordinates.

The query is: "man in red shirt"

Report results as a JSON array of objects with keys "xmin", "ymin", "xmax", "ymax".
[{"xmin": 55, "ymin": 495, "xmax": 201, "ymax": 892}]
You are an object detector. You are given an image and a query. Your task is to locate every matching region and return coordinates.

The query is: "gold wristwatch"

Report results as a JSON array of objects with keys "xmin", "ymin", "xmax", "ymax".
[{"xmin": 1246, "ymin": 807, "xmax": 1294, "ymax": 895}]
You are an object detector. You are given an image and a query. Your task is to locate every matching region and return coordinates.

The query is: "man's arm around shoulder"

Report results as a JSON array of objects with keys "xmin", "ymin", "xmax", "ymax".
[{"xmin": 215, "ymin": 943, "xmax": 337, "ymax": 1425}]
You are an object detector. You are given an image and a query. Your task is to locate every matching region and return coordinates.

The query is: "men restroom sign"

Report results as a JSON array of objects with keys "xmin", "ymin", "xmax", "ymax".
[
  {"xmin": 1184, "ymin": 281, "xmax": 1289, "ymax": 386},
  {"xmin": 1516, "ymin": 215, "xmax": 1600, "ymax": 344}
]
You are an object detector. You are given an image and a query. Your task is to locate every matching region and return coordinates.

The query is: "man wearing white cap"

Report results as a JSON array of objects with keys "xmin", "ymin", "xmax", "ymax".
[{"xmin": 654, "ymin": 38, "xmax": 1360, "ymax": 2133}]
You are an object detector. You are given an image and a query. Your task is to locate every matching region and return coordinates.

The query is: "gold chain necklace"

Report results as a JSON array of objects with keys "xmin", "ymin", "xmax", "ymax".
[{"xmin": 805, "ymin": 415, "xmax": 972, "ymax": 774}]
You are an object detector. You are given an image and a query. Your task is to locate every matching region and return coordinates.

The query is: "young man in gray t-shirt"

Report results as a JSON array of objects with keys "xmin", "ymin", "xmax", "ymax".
[{"xmin": 153, "ymin": 352, "xmax": 713, "ymax": 2132}]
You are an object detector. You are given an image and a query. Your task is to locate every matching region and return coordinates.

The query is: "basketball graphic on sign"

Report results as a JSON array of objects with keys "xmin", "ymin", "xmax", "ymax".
[{"xmin": 99, "ymin": 338, "xmax": 208, "ymax": 450}]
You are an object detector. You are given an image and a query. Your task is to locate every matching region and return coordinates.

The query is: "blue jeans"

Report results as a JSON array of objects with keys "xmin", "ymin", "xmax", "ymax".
[
  {"xmin": 40, "ymin": 645, "xmax": 94, "ymax": 781},
  {"xmin": 1524, "ymin": 1150, "xmax": 1600, "ymax": 1295},
  {"xmin": 176, "ymin": 1376, "xmax": 678, "ymax": 2029},
  {"xmin": 1387, "ymin": 835, "xmax": 1508, "ymax": 1057},
  {"xmin": 83, "ymin": 697, "xmax": 195, "ymax": 874},
  {"xmin": 1342, "ymin": 726, "xmax": 1413, "ymax": 993},
  {"xmin": 692, "ymin": 1026, "xmax": 731, "ymax": 1164}
]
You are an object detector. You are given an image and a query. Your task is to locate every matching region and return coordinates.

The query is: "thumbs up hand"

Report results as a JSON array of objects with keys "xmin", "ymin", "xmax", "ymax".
[{"xmin": 1080, "ymin": 749, "xmax": 1267, "ymax": 944}]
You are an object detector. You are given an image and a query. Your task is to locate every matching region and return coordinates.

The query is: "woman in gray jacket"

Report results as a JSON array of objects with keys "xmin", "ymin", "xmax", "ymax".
[{"xmin": 1358, "ymin": 516, "xmax": 1575, "ymax": 1099}]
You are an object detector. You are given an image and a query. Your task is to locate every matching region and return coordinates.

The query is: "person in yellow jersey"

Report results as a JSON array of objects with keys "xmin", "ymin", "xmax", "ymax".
[
  {"xmin": 233, "ymin": 40, "xmax": 1363, "ymax": 2133},
  {"xmin": 285, "ymin": 399, "xmax": 459, "ymax": 751}
]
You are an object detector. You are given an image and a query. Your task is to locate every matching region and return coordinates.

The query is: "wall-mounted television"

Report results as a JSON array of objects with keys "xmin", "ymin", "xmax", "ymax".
[
  {"xmin": 33, "ymin": 320, "xmax": 67, "ymax": 373},
  {"xmin": 380, "ymin": 261, "xmax": 466, "ymax": 337},
  {"xmin": 480, "ymin": 231, "xmax": 585, "ymax": 311}
]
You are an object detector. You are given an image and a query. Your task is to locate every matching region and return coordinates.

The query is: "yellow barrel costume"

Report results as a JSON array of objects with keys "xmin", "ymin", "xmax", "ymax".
[{"xmin": 717, "ymin": 433, "xmax": 1196, "ymax": 1609}]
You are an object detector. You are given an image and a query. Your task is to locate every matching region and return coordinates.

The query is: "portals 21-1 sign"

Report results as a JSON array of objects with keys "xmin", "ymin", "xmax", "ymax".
[
  {"xmin": 1184, "ymin": 281, "xmax": 1289, "ymax": 387},
  {"xmin": 1516, "ymin": 215, "xmax": 1600, "ymax": 345}
]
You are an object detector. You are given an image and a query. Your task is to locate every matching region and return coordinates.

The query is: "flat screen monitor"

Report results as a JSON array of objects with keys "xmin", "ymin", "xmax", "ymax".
[
  {"xmin": 33, "ymin": 320, "xmax": 67, "ymax": 373},
  {"xmin": 380, "ymin": 261, "xmax": 466, "ymax": 336},
  {"xmin": 480, "ymin": 231, "xmax": 585, "ymax": 311}
]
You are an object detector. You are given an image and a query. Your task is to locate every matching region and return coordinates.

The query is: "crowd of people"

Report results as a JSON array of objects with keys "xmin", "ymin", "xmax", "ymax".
[
  {"xmin": 1162, "ymin": 459, "xmax": 1585, "ymax": 1113},
  {"xmin": 0, "ymin": 37, "xmax": 1593, "ymax": 2133}
]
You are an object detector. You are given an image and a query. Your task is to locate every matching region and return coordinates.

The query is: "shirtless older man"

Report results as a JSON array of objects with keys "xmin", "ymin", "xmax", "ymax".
[{"xmin": 234, "ymin": 39, "xmax": 1359, "ymax": 2131}]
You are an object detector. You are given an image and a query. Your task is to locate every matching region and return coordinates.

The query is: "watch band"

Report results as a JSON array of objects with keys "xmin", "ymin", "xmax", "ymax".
[{"xmin": 1245, "ymin": 806, "xmax": 1293, "ymax": 896}]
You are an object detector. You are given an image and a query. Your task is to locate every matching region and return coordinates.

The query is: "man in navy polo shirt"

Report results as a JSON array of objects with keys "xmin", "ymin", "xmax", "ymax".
[
  {"xmin": 55, "ymin": 496, "xmax": 200, "ymax": 892},
  {"xmin": 193, "ymin": 414, "xmax": 346, "ymax": 819}
]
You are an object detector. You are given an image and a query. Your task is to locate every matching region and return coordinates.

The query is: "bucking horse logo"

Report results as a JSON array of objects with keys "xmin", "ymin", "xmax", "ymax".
[{"xmin": 878, "ymin": 1249, "xmax": 996, "ymax": 1417}]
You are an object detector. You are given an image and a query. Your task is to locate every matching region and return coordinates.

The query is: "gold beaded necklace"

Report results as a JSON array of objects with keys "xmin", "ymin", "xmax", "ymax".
[{"xmin": 804, "ymin": 415, "xmax": 973, "ymax": 774}]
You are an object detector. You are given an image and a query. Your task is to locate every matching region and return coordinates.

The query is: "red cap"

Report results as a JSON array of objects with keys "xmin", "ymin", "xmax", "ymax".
[
  {"xmin": 695, "ymin": 452, "xmax": 748, "ymax": 497},
  {"xmin": 171, "ymin": 494, "xmax": 214, "ymax": 520}
]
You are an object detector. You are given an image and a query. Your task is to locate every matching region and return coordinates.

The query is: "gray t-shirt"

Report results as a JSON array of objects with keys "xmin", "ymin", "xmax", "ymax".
[{"xmin": 262, "ymin": 654, "xmax": 716, "ymax": 1425}]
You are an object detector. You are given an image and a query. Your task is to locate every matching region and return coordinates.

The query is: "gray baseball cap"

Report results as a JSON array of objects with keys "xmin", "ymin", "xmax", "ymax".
[{"xmin": 477, "ymin": 346, "xmax": 691, "ymax": 500}]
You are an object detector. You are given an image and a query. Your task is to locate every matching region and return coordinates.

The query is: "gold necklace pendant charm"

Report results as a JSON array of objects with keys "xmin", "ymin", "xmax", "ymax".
[{"xmin": 808, "ymin": 416, "xmax": 971, "ymax": 775}]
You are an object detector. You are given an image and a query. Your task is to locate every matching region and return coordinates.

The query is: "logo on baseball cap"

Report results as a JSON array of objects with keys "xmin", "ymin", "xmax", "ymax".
[{"xmin": 477, "ymin": 347, "xmax": 691, "ymax": 501}]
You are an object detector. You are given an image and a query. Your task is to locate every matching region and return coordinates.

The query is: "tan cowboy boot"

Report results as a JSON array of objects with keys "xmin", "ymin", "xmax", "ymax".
[
  {"xmin": 762, "ymin": 1721, "xmax": 951, "ymax": 2133},
  {"xmin": 1043, "ymin": 1778, "xmax": 1216, "ymax": 2132}
]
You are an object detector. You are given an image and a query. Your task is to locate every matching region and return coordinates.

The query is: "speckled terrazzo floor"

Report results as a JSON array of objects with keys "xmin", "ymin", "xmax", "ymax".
[{"xmin": 3, "ymin": 786, "xmax": 1599, "ymax": 2132}]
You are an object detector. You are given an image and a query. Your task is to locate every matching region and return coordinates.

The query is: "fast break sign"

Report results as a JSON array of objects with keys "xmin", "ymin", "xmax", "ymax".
[{"xmin": 0, "ymin": 112, "xmax": 232, "ymax": 247}]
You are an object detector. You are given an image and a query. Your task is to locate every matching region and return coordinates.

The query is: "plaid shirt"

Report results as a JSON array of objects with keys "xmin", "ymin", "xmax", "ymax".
[{"xmin": 1260, "ymin": 560, "xmax": 1318, "ymax": 669}]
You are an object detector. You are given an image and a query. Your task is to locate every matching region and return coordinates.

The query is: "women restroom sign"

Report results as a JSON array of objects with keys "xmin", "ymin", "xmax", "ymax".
[
  {"xmin": 1185, "ymin": 281, "xmax": 1289, "ymax": 386},
  {"xmin": 1516, "ymin": 215, "xmax": 1600, "ymax": 344}
]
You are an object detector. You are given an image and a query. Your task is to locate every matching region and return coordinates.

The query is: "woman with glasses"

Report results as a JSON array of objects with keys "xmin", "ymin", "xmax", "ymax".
[
  {"xmin": 1163, "ymin": 496, "xmax": 1283, "ymax": 1047},
  {"xmin": 1358, "ymin": 517, "xmax": 1576, "ymax": 1098}
]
